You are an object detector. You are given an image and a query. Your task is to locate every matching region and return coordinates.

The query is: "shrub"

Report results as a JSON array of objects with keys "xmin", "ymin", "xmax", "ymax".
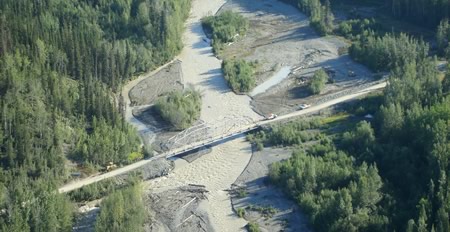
[
  {"xmin": 155, "ymin": 88, "xmax": 202, "ymax": 130},
  {"xmin": 127, "ymin": 152, "xmax": 144, "ymax": 163},
  {"xmin": 237, "ymin": 207, "xmax": 246, "ymax": 218},
  {"xmin": 247, "ymin": 222, "xmax": 261, "ymax": 232},
  {"xmin": 255, "ymin": 141, "xmax": 264, "ymax": 151},
  {"xmin": 222, "ymin": 59, "xmax": 256, "ymax": 93},
  {"xmin": 308, "ymin": 69, "xmax": 329, "ymax": 94},
  {"xmin": 238, "ymin": 188, "xmax": 248, "ymax": 198}
]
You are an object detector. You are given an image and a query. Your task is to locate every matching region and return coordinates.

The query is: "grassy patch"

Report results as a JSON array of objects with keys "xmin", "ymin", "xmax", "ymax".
[
  {"xmin": 320, "ymin": 112, "xmax": 350, "ymax": 125},
  {"xmin": 127, "ymin": 151, "xmax": 144, "ymax": 163},
  {"xmin": 342, "ymin": 93, "xmax": 383, "ymax": 116}
]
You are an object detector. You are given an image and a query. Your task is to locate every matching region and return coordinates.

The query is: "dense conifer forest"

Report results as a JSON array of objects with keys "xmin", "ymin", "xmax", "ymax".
[
  {"xmin": 0, "ymin": 0, "xmax": 190, "ymax": 230},
  {"xmin": 1, "ymin": 0, "xmax": 450, "ymax": 231}
]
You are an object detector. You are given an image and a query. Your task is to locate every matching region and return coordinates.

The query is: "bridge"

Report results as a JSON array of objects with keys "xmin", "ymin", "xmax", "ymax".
[{"xmin": 58, "ymin": 81, "xmax": 386, "ymax": 193}]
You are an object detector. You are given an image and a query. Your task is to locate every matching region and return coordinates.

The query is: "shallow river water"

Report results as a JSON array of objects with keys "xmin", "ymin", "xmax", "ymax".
[{"xmin": 250, "ymin": 66, "xmax": 291, "ymax": 96}]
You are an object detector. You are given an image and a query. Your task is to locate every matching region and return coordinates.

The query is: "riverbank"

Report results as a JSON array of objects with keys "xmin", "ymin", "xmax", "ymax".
[{"xmin": 230, "ymin": 147, "xmax": 311, "ymax": 231}]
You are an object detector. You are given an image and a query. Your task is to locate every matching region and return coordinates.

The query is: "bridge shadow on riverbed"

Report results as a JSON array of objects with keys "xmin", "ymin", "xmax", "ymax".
[{"xmin": 168, "ymin": 128, "xmax": 261, "ymax": 160}]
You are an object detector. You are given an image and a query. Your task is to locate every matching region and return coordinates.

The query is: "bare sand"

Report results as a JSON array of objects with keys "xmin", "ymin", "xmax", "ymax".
[
  {"xmin": 129, "ymin": 60, "xmax": 184, "ymax": 107},
  {"xmin": 178, "ymin": 0, "xmax": 262, "ymax": 123},
  {"xmin": 146, "ymin": 137, "xmax": 252, "ymax": 232}
]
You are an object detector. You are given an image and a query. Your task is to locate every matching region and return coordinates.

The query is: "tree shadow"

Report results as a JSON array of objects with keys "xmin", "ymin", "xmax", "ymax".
[
  {"xmin": 199, "ymin": 68, "xmax": 231, "ymax": 94},
  {"xmin": 288, "ymin": 85, "xmax": 311, "ymax": 99},
  {"xmin": 312, "ymin": 54, "xmax": 374, "ymax": 86}
]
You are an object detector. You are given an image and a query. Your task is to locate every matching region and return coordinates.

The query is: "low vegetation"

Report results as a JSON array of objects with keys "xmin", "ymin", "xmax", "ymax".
[
  {"xmin": 247, "ymin": 119, "xmax": 321, "ymax": 149},
  {"xmin": 247, "ymin": 205, "xmax": 278, "ymax": 219},
  {"xmin": 95, "ymin": 183, "xmax": 146, "ymax": 232},
  {"xmin": 237, "ymin": 208, "xmax": 246, "ymax": 218},
  {"xmin": 222, "ymin": 59, "xmax": 256, "ymax": 93},
  {"xmin": 68, "ymin": 175, "xmax": 139, "ymax": 203},
  {"xmin": 238, "ymin": 188, "xmax": 248, "ymax": 198},
  {"xmin": 309, "ymin": 69, "xmax": 329, "ymax": 94},
  {"xmin": 342, "ymin": 94, "xmax": 384, "ymax": 117},
  {"xmin": 202, "ymin": 11, "xmax": 249, "ymax": 53},
  {"xmin": 246, "ymin": 222, "xmax": 261, "ymax": 232},
  {"xmin": 155, "ymin": 89, "xmax": 202, "ymax": 130}
]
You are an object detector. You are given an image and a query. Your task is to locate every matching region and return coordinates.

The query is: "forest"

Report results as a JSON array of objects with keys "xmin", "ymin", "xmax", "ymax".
[
  {"xmin": 1, "ymin": 0, "xmax": 450, "ymax": 231},
  {"xmin": 282, "ymin": 0, "xmax": 450, "ymax": 39},
  {"xmin": 0, "ymin": 0, "xmax": 190, "ymax": 231},
  {"xmin": 95, "ymin": 182, "xmax": 145, "ymax": 232}
]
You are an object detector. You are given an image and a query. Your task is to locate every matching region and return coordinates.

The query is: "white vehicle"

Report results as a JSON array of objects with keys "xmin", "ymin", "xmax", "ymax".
[
  {"xmin": 265, "ymin": 113, "xmax": 278, "ymax": 120},
  {"xmin": 299, "ymin": 104, "xmax": 311, "ymax": 110}
]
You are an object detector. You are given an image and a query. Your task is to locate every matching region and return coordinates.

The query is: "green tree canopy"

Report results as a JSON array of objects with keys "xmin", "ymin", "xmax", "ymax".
[
  {"xmin": 155, "ymin": 88, "xmax": 202, "ymax": 130},
  {"xmin": 309, "ymin": 69, "xmax": 329, "ymax": 94}
]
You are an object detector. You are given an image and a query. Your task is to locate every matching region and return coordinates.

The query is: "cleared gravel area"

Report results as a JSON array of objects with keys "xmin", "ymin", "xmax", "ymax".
[
  {"xmin": 129, "ymin": 60, "xmax": 184, "ymax": 107},
  {"xmin": 219, "ymin": 0, "xmax": 374, "ymax": 116}
]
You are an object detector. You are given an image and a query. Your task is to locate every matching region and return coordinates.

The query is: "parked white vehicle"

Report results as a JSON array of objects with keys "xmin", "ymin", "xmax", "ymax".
[
  {"xmin": 299, "ymin": 104, "xmax": 311, "ymax": 110},
  {"xmin": 265, "ymin": 113, "xmax": 278, "ymax": 120}
]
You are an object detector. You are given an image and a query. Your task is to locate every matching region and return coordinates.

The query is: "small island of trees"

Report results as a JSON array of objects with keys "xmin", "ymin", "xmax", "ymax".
[{"xmin": 155, "ymin": 89, "xmax": 202, "ymax": 130}]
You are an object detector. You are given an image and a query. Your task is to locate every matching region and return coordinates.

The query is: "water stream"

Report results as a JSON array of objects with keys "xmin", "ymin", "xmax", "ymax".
[{"xmin": 250, "ymin": 66, "xmax": 291, "ymax": 96}]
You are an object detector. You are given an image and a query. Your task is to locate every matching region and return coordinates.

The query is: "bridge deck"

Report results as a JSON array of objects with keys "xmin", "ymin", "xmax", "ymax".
[{"xmin": 58, "ymin": 81, "xmax": 386, "ymax": 193}]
